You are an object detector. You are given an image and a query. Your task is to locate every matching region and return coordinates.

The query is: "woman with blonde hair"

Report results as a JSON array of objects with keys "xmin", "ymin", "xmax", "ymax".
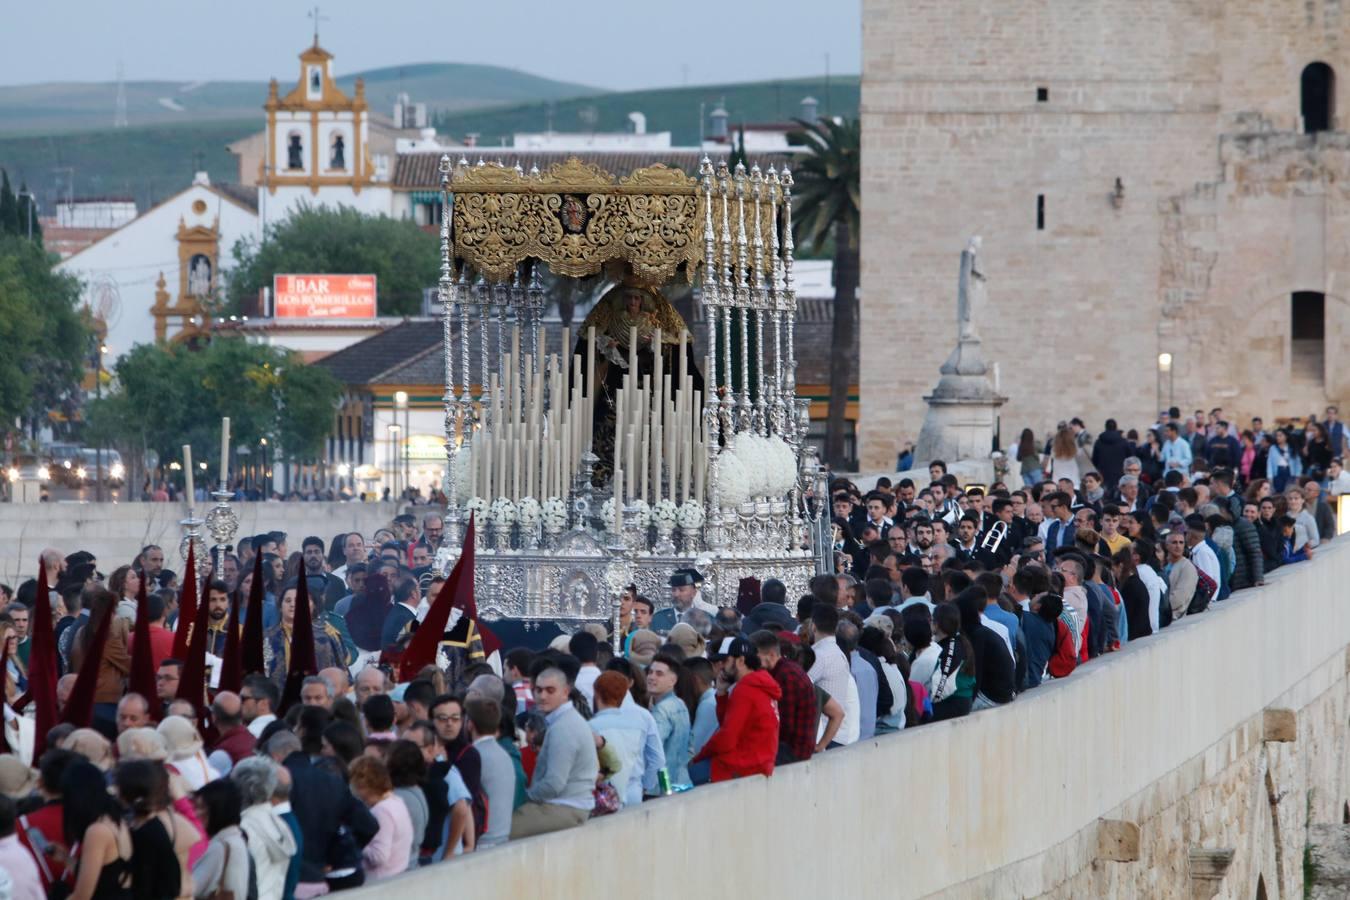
[{"xmin": 1044, "ymin": 426, "xmax": 1082, "ymax": 484}]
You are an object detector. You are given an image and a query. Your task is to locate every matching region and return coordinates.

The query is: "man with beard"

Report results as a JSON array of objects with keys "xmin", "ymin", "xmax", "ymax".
[
  {"xmin": 203, "ymin": 580, "xmax": 234, "ymax": 657},
  {"xmin": 301, "ymin": 537, "xmax": 344, "ymax": 607}
]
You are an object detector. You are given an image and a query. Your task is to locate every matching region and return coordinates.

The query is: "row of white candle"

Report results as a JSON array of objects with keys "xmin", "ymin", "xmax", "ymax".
[
  {"xmin": 469, "ymin": 325, "xmax": 596, "ymax": 502},
  {"xmin": 611, "ymin": 327, "xmax": 708, "ymax": 535}
]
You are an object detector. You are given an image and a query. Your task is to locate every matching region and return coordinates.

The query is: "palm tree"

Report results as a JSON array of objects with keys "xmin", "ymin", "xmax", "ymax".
[{"xmin": 788, "ymin": 116, "xmax": 860, "ymax": 470}]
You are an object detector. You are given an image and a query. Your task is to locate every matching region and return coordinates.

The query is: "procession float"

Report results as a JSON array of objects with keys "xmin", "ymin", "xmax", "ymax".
[{"xmin": 422, "ymin": 153, "xmax": 830, "ymax": 640}]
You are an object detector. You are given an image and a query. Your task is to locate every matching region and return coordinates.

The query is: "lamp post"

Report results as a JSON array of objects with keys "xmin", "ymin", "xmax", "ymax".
[
  {"xmin": 394, "ymin": 391, "xmax": 410, "ymax": 500},
  {"xmin": 387, "ymin": 423, "xmax": 401, "ymax": 499},
  {"xmin": 93, "ymin": 341, "xmax": 106, "ymax": 502},
  {"xmin": 16, "ymin": 191, "xmax": 37, "ymax": 241},
  {"xmin": 260, "ymin": 437, "xmax": 269, "ymax": 499},
  {"xmin": 1157, "ymin": 352, "xmax": 1174, "ymax": 412}
]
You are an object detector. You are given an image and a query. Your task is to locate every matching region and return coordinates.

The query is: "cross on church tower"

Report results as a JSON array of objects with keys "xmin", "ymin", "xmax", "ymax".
[{"xmin": 308, "ymin": 6, "xmax": 329, "ymax": 46}]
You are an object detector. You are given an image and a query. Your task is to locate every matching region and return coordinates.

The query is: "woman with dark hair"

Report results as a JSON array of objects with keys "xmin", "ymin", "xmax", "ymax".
[
  {"xmin": 927, "ymin": 603, "xmax": 975, "ymax": 721},
  {"xmin": 1111, "ymin": 548, "xmax": 1153, "ymax": 641},
  {"xmin": 58, "ymin": 760, "xmax": 132, "ymax": 900},
  {"xmin": 107, "ymin": 565, "xmax": 141, "ymax": 620},
  {"xmin": 328, "ymin": 534, "xmax": 348, "ymax": 571},
  {"xmin": 1303, "ymin": 421, "xmax": 1333, "ymax": 478},
  {"xmin": 284, "ymin": 551, "xmax": 305, "ymax": 582},
  {"xmin": 69, "ymin": 588, "xmax": 130, "ymax": 738},
  {"xmin": 321, "ymin": 720, "xmax": 365, "ymax": 771},
  {"xmin": 190, "ymin": 780, "xmax": 250, "ymax": 899},
  {"xmin": 113, "ymin": 759, "xmax": 195, "ymax": 900},
  {"xmin": 385, "ymin": 739, "xmax": 429, "ymax": 871},
  {"xmin": 1017, "ymin": 428, "xmax": 1041, "ymax": 486},
  {"xmin": 955, "ymin": 587, "xmax": 1016, "ymax": 709}
]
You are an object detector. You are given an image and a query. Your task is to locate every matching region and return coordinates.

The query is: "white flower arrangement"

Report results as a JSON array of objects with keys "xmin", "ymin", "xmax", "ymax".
[
  {"xmin": 651, "ymin": 498, "xmax": 679, "ymax": 527},
  {"xmin": 464, "ymin": 496, "xmax": 488, "ymax": 522},
  {"xmin": 677, "ymin": 500, "xmax": 706, "ymax": 530},
  {"xmin": 489, "ymin": 497, "xmax": 518, "ymax": 527},
  {"xmin": 630, "ymin": 499, "xmax": 652, "ymax": 528},
  {"xmin": 541, "ymin": 497, "xmax": 567, "ymax": 532},
  {"xmin": 516, "ymin": 497, "xmax": 542, "ymax": 528},
  {"xmin": 600, "ymin": 498, "xmax": 618, "ymax": 530},
  {"xmin": 715, "ymin": 433, "xmax": 798, "ymax": 504},
  {"xmin": 717, "ymin": 450, "xmax": 752, "ymax": 507}
]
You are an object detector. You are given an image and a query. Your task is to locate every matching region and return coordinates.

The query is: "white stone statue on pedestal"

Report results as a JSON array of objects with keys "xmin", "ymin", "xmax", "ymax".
[{"xmin": 913, "ymin": 236, "xmax": 1006, "ymax": 469}]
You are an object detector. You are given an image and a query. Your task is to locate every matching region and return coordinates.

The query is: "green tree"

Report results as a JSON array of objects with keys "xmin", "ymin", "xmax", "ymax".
[
  {"xmin": 788, "ymin": 117, "xmax": 860, "ymax": 470},
  {"xmin": 85, "ymin": 337, "xmax": 341, "ymax": 492},
  {"xmin": 226, "ymin": 204, "xmax": 439, "ymax": 316},
  {"xmin": 0, "ymin": 236, "xmax": 89, "ymax": 439},
  {"xmin": 0, "ymin": 170, "xmax": 18, "ymax": 236}
]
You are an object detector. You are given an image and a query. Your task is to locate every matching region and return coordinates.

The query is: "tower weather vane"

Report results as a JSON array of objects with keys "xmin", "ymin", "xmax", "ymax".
[{"xmin": 308, "ymin": 6, "xmax": 329, "ymax": 45}]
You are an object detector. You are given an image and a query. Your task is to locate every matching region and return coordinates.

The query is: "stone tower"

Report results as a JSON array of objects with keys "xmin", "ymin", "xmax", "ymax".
[{"xmin": 860, "ymin": 0, "xmax": 1350, "ymax": 469}]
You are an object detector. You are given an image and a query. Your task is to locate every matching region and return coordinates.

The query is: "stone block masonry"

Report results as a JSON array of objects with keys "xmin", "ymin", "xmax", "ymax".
[{"xmin": 859, "ymin": 0, "xmax": 1350, "ymax": 469}]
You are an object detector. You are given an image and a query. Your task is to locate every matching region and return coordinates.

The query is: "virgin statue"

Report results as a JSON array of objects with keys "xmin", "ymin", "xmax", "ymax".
[{"xmin": 575, "ymin": 280, "xmax": 704, "ymax": 483}]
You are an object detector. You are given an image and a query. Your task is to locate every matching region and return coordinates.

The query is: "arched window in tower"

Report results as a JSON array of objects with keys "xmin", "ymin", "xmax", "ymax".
[
  {"xmin": 287, "ymin": 132, "xmax": 304, "ymax": 170},
  {"xmin": 1302, "ymin": 62, "xmax": 1335, "ymax": 133},
  {"xmin": 330, "ymin": 133, "xmax": 346, "ymax": 170},
  {"xmin": 1291, "ymin": 291, "xmax": 1325, "ymax": 384}
]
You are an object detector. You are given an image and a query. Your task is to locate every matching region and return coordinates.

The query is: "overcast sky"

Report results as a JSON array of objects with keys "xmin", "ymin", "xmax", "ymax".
[{"xmin": 2, "ymin": 0, "xmax": 860, "ymax": 91}]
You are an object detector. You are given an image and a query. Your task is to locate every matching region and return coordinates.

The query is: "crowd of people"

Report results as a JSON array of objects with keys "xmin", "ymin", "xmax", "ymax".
[{"xmin": 0, "ymin": 406, "xmax": 1340, "ymax": 898}]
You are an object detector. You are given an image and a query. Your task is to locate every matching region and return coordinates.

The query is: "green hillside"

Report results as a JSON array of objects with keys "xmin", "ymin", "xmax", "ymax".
[
  {"xmin": 0, "ymin": 62, "xmax": 597, "ymax": 137},
  {"xmin": 0, "ymin": 75, "xmax": 859, "ymax": 215},
  {"xmin": 432, "ymin": 76, "xmax": 860, "ymax": 147},
  {"xmin": 0, "ymin": 120, "xmax": 256, "ymax": 211}
]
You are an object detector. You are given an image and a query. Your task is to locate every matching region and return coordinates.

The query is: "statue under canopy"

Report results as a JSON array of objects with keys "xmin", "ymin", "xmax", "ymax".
[{"xmin": 575, "ymin": 278, "xmax": 704, "ymax": 482}]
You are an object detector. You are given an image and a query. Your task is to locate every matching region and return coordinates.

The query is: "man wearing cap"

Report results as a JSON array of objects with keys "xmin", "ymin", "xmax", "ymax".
[
  {"xmin": 691, "ymin": 637, "xmax": 782, "ymax": 782},
  {"xmin": 650, "ymin": 568, "xmax": 717, "ymax": 636}
]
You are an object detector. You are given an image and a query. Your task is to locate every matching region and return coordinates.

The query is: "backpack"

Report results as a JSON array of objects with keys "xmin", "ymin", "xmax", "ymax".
[{"xmin": 1187, "ymin": 563, "xmax": 1216, "ymax": 615}]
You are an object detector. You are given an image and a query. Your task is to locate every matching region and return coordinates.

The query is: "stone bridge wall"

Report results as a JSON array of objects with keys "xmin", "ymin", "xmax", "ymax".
[
  {"xmin": 356, "ymin": 540, "xmax": 1350, "ymax": 899},
  {"xmin": 0, "ymin": 502, "xmax": 403, "ymax": 584}
]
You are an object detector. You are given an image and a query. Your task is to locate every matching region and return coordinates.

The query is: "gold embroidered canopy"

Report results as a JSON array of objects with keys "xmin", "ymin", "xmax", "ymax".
[{"xmin": 447, "ymin": 157, "xmax": 778, "ymax": 286}]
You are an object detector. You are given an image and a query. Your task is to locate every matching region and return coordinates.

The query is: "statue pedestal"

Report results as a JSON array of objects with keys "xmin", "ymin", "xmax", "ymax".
[{"xmin": 914, "ymin": 334, "xmax": 1006, "ymax": 468}]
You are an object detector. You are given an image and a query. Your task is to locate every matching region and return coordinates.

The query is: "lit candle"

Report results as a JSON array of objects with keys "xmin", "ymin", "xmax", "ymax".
[
  {"xmin": 219, "ymin": 417, "xmax": 230, "ymax": 486},
  {"xmin": 640, "ymin": 425, "xmax": 649, "ymax": 505},
  {"xmin": 484, "ymin": 434, "xmax": 493, "ymax": 500},
  {"xmin": 614, "ymin": 466, "xmax": 623, "ymax": 533},
  {"xmin": 182, "ymin": 444, "xmax": 194, "ymax": 505}
]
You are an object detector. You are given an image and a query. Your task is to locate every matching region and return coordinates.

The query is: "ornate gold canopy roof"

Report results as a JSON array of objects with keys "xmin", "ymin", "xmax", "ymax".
[{"xmin": 449, "ymin": 157, "xmax": 776, "ymax": 285}]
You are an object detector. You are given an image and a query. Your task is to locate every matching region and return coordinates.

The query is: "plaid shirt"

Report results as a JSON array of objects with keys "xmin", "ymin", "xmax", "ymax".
[{"xmin": 770, "ymin": 658, "xmax": 819, "ymax": 762}]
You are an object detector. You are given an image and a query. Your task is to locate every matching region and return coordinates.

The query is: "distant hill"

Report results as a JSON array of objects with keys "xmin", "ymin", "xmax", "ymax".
[
  {"xmin": 0, "ymin": 62, "xmax": 597, "ymax": 137},
  {"xmin": 0, "ymin": 120, "xmax": 258, "ymax": 212},
  {"xmin": 432, "ymin": 76, "xmax": 860, "ymax": 148},
  {"xmin": 0, "ymin": 74, "xmax": 859, "ymax": 215}
]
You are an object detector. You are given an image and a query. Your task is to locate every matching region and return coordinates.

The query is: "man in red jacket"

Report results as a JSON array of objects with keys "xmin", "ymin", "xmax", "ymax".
[{"xmin": 692, "ymin": 636, "xmax": 782, "ymax": 782}]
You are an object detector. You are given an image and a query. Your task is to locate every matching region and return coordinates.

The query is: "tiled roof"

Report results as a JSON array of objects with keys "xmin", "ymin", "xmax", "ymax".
[
  {"xmin": 213, "ymin": 182, "xmax": 259, "ymax": 212},
  {"xmin": 313, "ymin": 319, "xmax": 443, "ymax": 385},
  {"xmin": 392, "ymin": 149, "xmax": 797, "ymax": 191}
]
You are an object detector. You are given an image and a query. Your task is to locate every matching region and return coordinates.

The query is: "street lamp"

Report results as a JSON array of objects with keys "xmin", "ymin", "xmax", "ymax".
[
  {"xmin": 394, "ymin": 391, "xmax": 409, "ymax": 499},
  {"xmin": 1157, "ymin": 352, "xmax": 1174, "ymax": 412},
  {"xmin": 387, "ymin": 423, "xmax": 401, "ymax": 499},
  {"xmin": 16, "ymin": 191, "xmax": 37, "ymax": 242}
]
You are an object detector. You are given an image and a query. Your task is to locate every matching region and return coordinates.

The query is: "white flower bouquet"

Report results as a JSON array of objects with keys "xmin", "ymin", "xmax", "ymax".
[
  {"xmin": 651, "ymin": 498, "xmax": 679, "ymax": 527},
  {"xmin": 464, "ymin": 496, "xmax": 488, "ymax": 522},
  {"xmin": 630, "ymin": 499, "xmax": 652, "ymax": 528},
  {"xmin": 541, "ymin": 497, "xmax": 567, "ymax": 533},
  {"xmin": 516, "ymin": 497, "xmax": 542, "ymax": 528},
  {"xmin": 600, "ymin": 498, "xmax": 618, "ymax": 531},
  {"xmin": 677, "ymin": 500, "xmax": 706, "ymax": 530},
  {"xmin": 489, "ymin": 497, "xmax": 518, "ymax": 527}
]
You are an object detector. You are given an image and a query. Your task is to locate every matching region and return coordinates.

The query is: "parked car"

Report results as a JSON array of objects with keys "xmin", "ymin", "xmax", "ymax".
[{"xmin": 78, "ymin": 448, "xmax": 125, "ymax": 486}]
